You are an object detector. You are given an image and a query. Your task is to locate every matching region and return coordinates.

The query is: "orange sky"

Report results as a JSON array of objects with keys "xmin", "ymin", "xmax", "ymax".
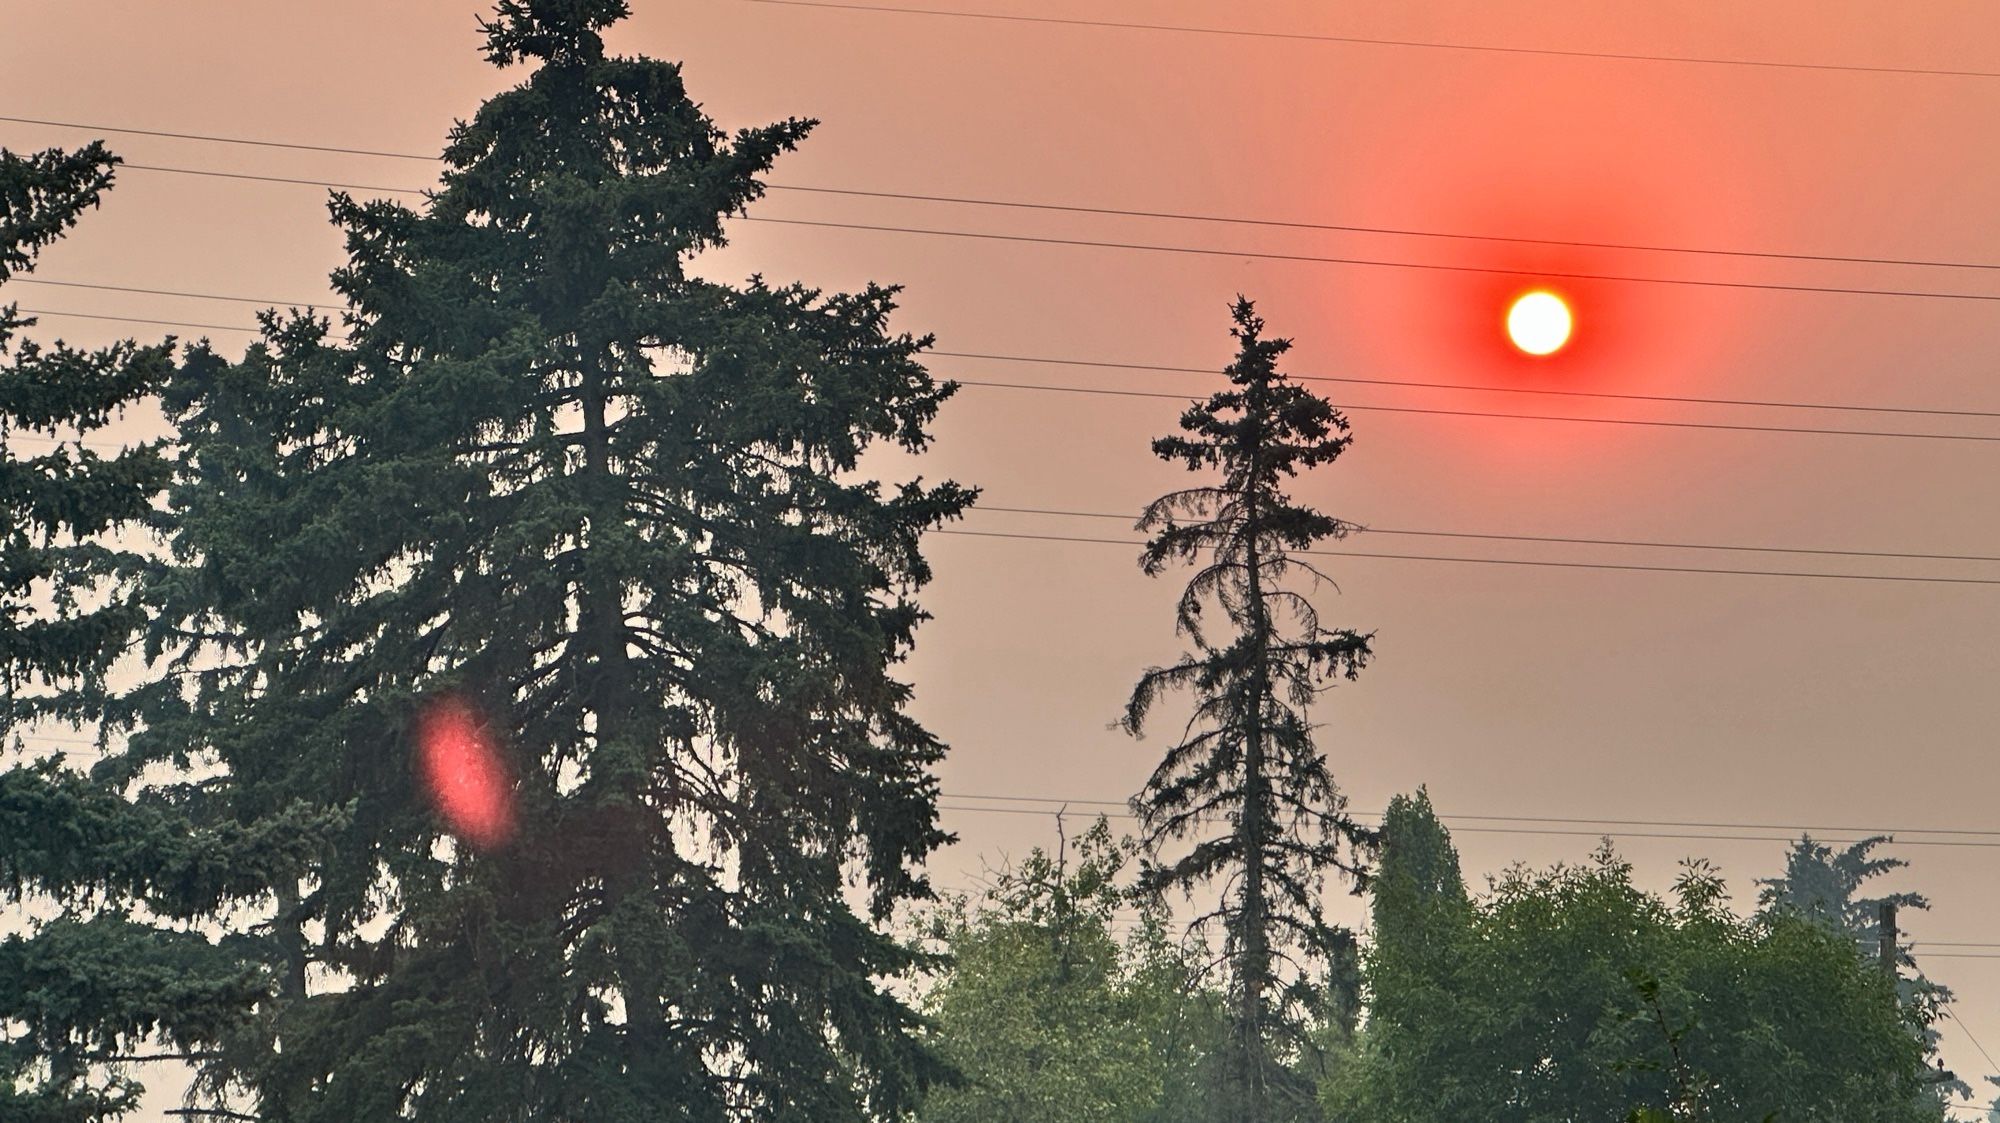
[{"xmin": 10, "ymin": 0, "xmax": 2000, "ymax": 1109}]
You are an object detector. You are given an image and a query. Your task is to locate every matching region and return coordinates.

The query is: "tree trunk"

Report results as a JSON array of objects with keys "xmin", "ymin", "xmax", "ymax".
[
  {"xmin": 1237, "ymin": 432, "xmax": 1273, "ymax": 1122},
  {"xmin": 577, "ymin": 347, "xmax": 662, "ymax": 1041}
]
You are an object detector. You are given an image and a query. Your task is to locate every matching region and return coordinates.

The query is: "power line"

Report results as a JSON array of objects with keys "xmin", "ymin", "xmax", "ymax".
[
  {"xmin": 733, "ymin": 0, "xmax": 2000, "ymax": 82},
  {"xmin": 19, "ymin": 263, "xmax": 2000, "ymax": 429},
  {"xmin": 957, "ymin": 379, "xmax": 2000, "ymax": 445},
  {"xmin": 15, "ymin": 346, "xmax": 2000, "ymax": 574},
  {"xmin": 935, "ymin": 350, "xmax": 2000, "ymax": 423},
  {"xmin": 15, "ymin": 740, "xmax": 1999, "ymax": 847},
  {"xmin": 930, "ymin": 526, "xmax": 2000, "ymax": 588},
  {"xmin": 105, "ymin": 159, "xmax": 2000, "ymax": 301},
  {"xmin": 18, "ymin": 301, "xmax": 2000, "ymax": 447},
  {"xmin": 943, "ymin": 789, "xmax": 2000, "ymax": 843},
  {"xmin": 78, "ymin": 157, "xmax": 2000, "ymax": 280},
  {"xmin": 18, "ymin": 743, "xmax": 2000, "ymax": 943},
  {"xmin": 935, "ymin": 802, "xmax": 2000, "ymax": 850},
  {"xmin": 24, "ymin": 299, "xmax": 2000, "ymax": 446},
  {"xmin": 755, "ymin": 185, "xmax": 2000, "ymax": 274},
  {"xmin": 973, "ymin": 504, "xmax": 2000, "ymax": 567},
  {"xmin": 16, "ymin": 276, "xmax": 331, "ymax": 308},
  {"xmin": 748, "ymin": 215, "xmax": 2000, "ymax": 305},
  {"xmin": 1947, "ymin": 1006, "xmax": 2000, "ymax": 1075},
  {"xmin": 3, "ymin": 148, "xmax": 2000, "ymax": 303},
  {"xmin": 22, "ymin": 303, "xmax": 2000, "ymax": 448},
  {"xmin": 126, "ymin": 162, "xmax": 425, "ymax": 197},
  {"xmin": 0, "ymin": 116, "xmax": 435, "ymax": 161},
  {"xmin": 11, "ymin": 152, "xmax": 2000, "ymax": 303},
  {"xmin": 15, "ymin": 307, "xmax": 268, "ymax": 334},
  {"xmin": 27, "ymin": 272, "xmax": 2000, "ymax": 427}
]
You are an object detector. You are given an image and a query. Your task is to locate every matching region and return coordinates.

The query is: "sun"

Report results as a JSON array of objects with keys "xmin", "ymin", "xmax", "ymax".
[{"xmin": 1506, "ymin": 290, "xmax": 1573, "ymax": 356}]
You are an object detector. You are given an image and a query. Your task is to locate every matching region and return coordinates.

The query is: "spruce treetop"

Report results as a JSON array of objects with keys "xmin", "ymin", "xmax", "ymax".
[{"xmin": 480, "ymin": 0, "xmax": 631, "ymax": 67}]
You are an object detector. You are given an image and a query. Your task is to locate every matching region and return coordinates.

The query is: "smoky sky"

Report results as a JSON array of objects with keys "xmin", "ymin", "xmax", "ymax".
[{"xmin": 10, "ymin": 1, "xmax": 2000, "ymax": 1107}]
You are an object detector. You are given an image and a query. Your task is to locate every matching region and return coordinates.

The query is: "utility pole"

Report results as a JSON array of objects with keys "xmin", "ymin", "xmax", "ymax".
[
  {"xmin": 1878, "ymin": 901, "xmax": 1898, "ymax": 975},
  {"xmin": 1878, "ymin": 902, "xmax": 1958, "ymax": 1089}
]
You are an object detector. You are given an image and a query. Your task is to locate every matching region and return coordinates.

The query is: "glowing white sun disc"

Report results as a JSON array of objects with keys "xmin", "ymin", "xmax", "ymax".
[{"xmin": 1506, "ymin": 290, "xmax": 1572, "ymax": 356}]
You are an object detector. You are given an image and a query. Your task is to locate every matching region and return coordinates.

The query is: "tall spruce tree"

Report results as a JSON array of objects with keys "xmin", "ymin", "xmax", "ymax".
[
  {"xmin": 1120, "ymin": 297, "xmax": 1372, "ymax": 1121},
  {"xmin": 136, "ymin": 3, "xmax": 974, "ymax": 1120},
  {"xmin": 0, "ymin": 144, "xmax": 333, "ymax": 1123}
]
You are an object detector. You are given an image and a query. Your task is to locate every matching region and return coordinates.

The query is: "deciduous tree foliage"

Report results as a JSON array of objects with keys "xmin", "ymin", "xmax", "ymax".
[
  {"xmin": 1757, "ymin": 834, "xmax": 1967, "ymax": 1099},
  {"xmin": 917, "ymin": 818, "xmax": 1226, "ymax": 1123},
  {"xmin": 1120, "ymin": 298, "xmax": 1372, "ymax": 1122},
  {"xmin": 0, "ymin": 144, "xmax": 332, "ymax": 1123},
  {"xmin": 132, "ymin": 2, "xmax": 973, "ymax": 1119},
  {"xmin": 1327, "ymin": 793, "xmax": 1947, "ymax": 1123}
]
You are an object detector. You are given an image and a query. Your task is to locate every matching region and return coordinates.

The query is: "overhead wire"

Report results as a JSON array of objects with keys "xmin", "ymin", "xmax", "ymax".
[
  {"xmin": 20, "ymin": 294, "xmax": 2000, "ymax": 447},
  {"xmin": 746, "ymin": 214, "xmax": 2000, "ymax": 304},
  {"xmin": 18, "ymin": 302, "xmax": 2000, "ymax": 580},
  {"xmin": 19, "ymin": 731, "xmax": 2000, "ymax": 954},
  {"xmin": 24, "ymin": 271, "xmax": 2000, "ymax": 428},
  {"xmin": 19, "ymin": 304, "xmax": 2000, "ymax": 582},
  {"xmin": 971, "ymin": 504, "xmax": 2000, "ymax": 566},
  {"xmin": 1947, "ymin": 1007, "xmax": 2000, "ymax": 1076},
  {"xmin": 0, "ymin": 116, "xmax": 436, "ymax": 161},
  {"xmin": 952, "ymin": 379, "xmax": 2000, "ymax": 444},
  {"xmin": 81, "ymin": 157, "xmax": 2000, "ymax": 278},
  {"xmin": 20, "ymin": 734, "xmax": 2000, "ymax": 850},
  {"xmin": 933, "ymin": 800, "xmax": 2000, "ymax": 848},
  {"xmin": 0, "ymin": 125, "xmax": 1997, "ymax": 297},
  {"xmin": 729, "ymin": 0, "xmax": 2000, "ymax": 82},
  {"xmin": 933, "ymin": 350, "xmax": 2000, "ymax": 423},
  {"xmin": 928, "ymin": 525, "xmax": 2000, "ymax": 587},
  {"xmin": 60, "ymin": 158, "xmax": 2000, "ymax": 303},
  {"xmin": 943, "ymin": 790, "xmax": 2000, "ymax": 849}
]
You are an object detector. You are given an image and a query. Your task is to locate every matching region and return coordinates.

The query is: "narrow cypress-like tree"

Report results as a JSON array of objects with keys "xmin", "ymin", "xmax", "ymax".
[
  {"xmin": 0, "ymin": 145, "xmax": 332, "ymax": 1123},
  {"xmin": 1121, "ymin": 297, "xmax": 1373, "ymax": 1121},
  {"xmin": 139, "ymin": 3, "xmax": 972, "ymax": 1120}
]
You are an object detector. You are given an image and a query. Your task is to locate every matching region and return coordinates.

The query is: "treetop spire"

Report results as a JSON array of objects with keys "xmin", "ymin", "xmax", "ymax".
[{"xmin": 479, "ymin": 0, "xmax": 631, "ymax": 67}]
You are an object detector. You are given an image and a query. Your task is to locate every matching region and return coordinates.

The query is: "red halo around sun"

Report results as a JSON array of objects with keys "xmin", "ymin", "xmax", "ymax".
[
  {"xmin": 416, "ymin": 697, "xmax": 514, "ymax": 849},
  {"xmin": 1298, "ymin": 64, "xmax": 1766, "ymax": 466}
]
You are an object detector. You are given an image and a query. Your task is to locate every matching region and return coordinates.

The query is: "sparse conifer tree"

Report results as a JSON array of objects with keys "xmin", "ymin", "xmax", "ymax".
[{"xmin": 1121, "ymin": 297, "xmax": 1373, "ymax": 1122}]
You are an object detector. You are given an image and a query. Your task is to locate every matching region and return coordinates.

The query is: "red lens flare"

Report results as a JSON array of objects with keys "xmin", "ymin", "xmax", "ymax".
[{"xmin": 416, "ymin": 697, "xmax": 514, "ymax": 849}]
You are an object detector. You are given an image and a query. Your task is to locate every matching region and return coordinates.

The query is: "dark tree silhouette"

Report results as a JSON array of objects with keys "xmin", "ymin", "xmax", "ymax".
[
  {"xmin": 133, "ymin": 3, "xmax": 974, "ymax": 1119},
  {"xmin": 0, "ymin": 143, "xmax": 168, "ymax": 728},
  {"xmin": 1120, "ymin": 297, "xmax": 1373, "ymax": 1121},
  {"xmin": 1, "ymin": 144, "xmax": 331, "ymax": 1123}
]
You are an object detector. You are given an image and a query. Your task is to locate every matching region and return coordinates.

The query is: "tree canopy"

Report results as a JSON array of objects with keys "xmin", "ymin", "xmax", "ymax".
[
  {"xmin": 1327, "ymin": 792, "xmax": 1949, "ymax": 1123},
  {"xmin": 916, "ymin": 816, "xmax": 1226, "ymax": 1123},
  {"xmin": 1757, "ymin": 834, "xmax": 1966, "ymax": 1099}
]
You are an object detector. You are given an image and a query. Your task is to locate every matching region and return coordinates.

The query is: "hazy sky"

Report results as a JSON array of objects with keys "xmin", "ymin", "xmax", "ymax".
[{"xmin": 10, "ymin": 0, "xmax": 2000, "ymax": 1111}]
